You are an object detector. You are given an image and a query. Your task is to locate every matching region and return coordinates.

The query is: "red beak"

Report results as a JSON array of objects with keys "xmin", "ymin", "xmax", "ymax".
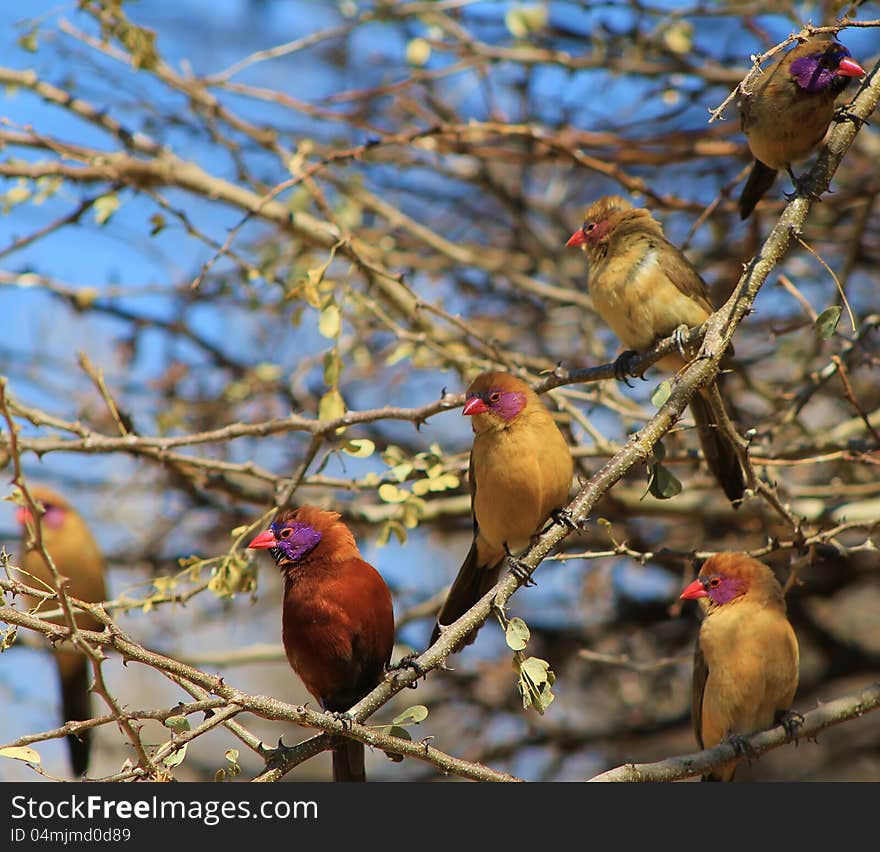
[
  {"xmin": 679, "ymin": 578, "xmax": 708, "ymax": 600},
  {"xmin": 14, "ymin": 506, "xmax": 31, "ymax": 526},
  {"xmin": 837, "ymin": 57, "xmax": 865, "ymax": 78},
  {"xmin": 248, "ymin": 529, "xmax": 278, "ymax": 550},
  {"xmin": 462, "ymin": 396, "xmax": 488, "ymax": 416},
  {"xmin": 565, "ymin": 228, "xmax": 586, "ymax": 248}
]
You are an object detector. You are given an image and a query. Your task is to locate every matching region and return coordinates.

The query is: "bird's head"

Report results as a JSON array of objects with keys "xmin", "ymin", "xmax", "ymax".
[
  {"xmin": 788, "ymin": 39, "xmax": 864, "ymax": 95},
  {"xmin": 248, "ymin": 512, "xmax": 323, "ymax": 568},
  {"xmin": 566, "ymin": 196, "xmax": 658, "ymax": 263},
  {"xmin": 14, "ymin": 486, "xmax": 72, "ymax": 538},
  {"xmin": 462, "ymin": 371, "xmax": 530, "ymax": 430},
  {"xmin": 679, "ymin": 552, "xmax": 783, "ymax": 611},
  {"xmin": 247, "ymin": 505, "xmax": 356, "ymax": 568}
]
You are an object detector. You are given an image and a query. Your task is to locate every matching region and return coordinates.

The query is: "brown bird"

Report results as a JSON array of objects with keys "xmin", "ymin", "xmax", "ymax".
[
  {"xmin": 248, "ymin": 505, "xmax": 394, "ymax": 782},
  {"xmin": 738, "ymin": 35, "xmax": 864, "ymax": 219},
  {"xmin": 567, "ymin": 195, "xmax": 746, "ymax": 505},
  {"xmin": 15, "ymin": 485, "xmax": 107, "ymax": 777},
  {"xmin": 680, "ymin": 552, "xmax": 799, "ymax": 781},
  {"xmin": 430, "ymin": 372, "xmax": 573, "ymax": 647}
]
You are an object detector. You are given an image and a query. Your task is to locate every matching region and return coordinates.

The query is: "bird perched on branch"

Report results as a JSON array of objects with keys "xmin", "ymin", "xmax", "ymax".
[
  {"xmin": 566, "ymin": 195, "xmax": 746, "ymax": 505},
  {"xmin": 430, "ymin": 372, "xmax": 573, "ymax": 648},
  {"xmin": 679, "ymin": 552, "xmax": 800, "ymax": 781},
  {"xmin": 15, "ymin": 484, "xmax": 107, "ymax": 778},
  {"xmin": 248, "ymin": 505, "xmax": 394, "ymax": 782},
  {"xmin": 738, "ymin": 35, "xmax": 864, "ymax": 219}
]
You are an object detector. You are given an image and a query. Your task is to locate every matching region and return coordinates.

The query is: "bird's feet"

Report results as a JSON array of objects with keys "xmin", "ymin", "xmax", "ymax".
[
  {"xmin": 725, "ymin": 733, "xmax": 758, "ymax": 765},
  {"xmin": 833, "ymin": 106, "xmax": 869, "ymax": 128},
  {"xmin": 551, "ymin": 507, "xmax": 584, "ymax": 533},
  {"xmin": 326, "ymin": 710, "xmax": 354, "ymax": 730},
  {"xmin": 386, "ymin": 653, "xmax": 426, "ymax": 687},
  {"xmin": 504, "ymin": 543, "xmax": 536, "ymax": 587},
  {"xmin": 784, "ymin": 168, "xmax": 824, "ymax": 203},
  {"xmin": 613, "ymin": 349, "xmax": 642, "ymax": 387},
  {"xmin": 777, "ymin": 709, "xmax": 805, "ymax": 739},
  {"xmin": 671, "ymin": 324, "xmax": 693, "ymax": 361}
]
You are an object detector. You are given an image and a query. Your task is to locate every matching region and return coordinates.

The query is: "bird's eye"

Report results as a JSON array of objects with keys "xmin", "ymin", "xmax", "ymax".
[
  {"xmin": 708, "ymin": 577, "xmax": 721, "ymax": 588},
  {"xmin": 488, "ymin": 391, "xmax": 502, "ymax": 403},
  {"xmin": 585, "ymin": 223, "xmax": 596, "ymax": 233},
  {"xmin": 279, "ymin": 528, "xmax": 293, "ymax": 539}
]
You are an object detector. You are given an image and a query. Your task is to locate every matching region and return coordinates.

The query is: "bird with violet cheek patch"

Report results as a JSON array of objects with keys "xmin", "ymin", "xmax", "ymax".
[
  {"xmin": 680, "ymin": 552, "xmax": 800, "ymax": 781},
  {"xmin": 430, "ymin": 371, "xmax": 573, "ymax": 649},
  {"xmin": 248, "ymin": 505, "xmax": 394, "ymax": 782},
  {"xmin": 14, "ymin": 484, "xmax": 107, "ymax": 778},
  {"xmin": 738, "ymin": 34, "xmax": 864, "ymax": 219}
]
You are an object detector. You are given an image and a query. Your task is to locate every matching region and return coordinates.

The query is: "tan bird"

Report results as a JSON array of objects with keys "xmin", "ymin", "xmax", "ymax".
[
  {"xmin": 680, "ymin": 552, "xmax": 800, "ymax": 781},
  {"xmin": 738, "ymin": 35, "xmax": 864, "ymax": 219},
  {"xmin": 567, "ymin": 195, "xmax": 746, "ymax": 505},
  {"xmin": 431, "ymin": 372, "xmax": 573, "ymax": 648},
  {"xmin": 15, "ymin": 485, "xmax": 107, "ymax": 777}
]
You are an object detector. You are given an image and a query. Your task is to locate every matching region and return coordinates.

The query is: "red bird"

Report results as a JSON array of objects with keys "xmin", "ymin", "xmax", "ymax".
[
  {"xmin": 15, "ymin": 485, "xmax": 107, "ymax": 778},
  {"xmin": 248, "ymin": 505, "xmax": 394, "ymax": 782},
  {"xmin": 431, "ymin": 372, "xmax": 573, "ymax": 647},
  {"xmin": 738, "ymin": 35, "xmax": 864, "ymax": 219},
  {"xmin": 680, "ymin": 552, "xmax": 799, "ymax": 781}
]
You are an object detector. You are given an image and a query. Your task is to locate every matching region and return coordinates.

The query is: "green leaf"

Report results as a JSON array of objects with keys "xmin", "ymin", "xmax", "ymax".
[
  {"xmin": 386, "ymin": 725, "xmax": 412, "ymax": 741},
  {"xmin": 17, "ymin": 29, "xmax": 39, "ymax": 53},
  {"xmin": 815, "ymin": 306, "xmax": 842, "ymax": 340},
  {"xmin": 318, "ymin": 388, "xmax": 345, "ymax": 422},
  {"xmin": 505, "ymin": 5, "xmax": 547, "ymax": 38},
  {"xmin": 505, "ymin": 616, "xmax": 530, "ymax": 651},
  {"xmin": 319, "ymin": 302, "xmax": 342, "ymax": 339},
  {"xmin": 650, "ymin": 440, "xmax": 667, "ymax": 463},
  {"xmin": 163, "ymin": 743, "xmax": 188, "ymax": 768},
  {"xmin": 149, "ymin": 213, "xmax": 166, "ymax": 235},
  {"xmin": 391, "ymin": 705, "xmax": 429, "ymax": 726},
  {"xmin": 651, "ymin": 380, "xmax": 672, "ymax": 408},
  {"xmin": 648, "ymin": 462, "xmax": 682, "ymax": 500},
  {"xmin": 0, "ymin": 746, "xmax": 40, "ymax": 764},
  {"xmin": 405, "ymin": 37, "xmax": 431, "ymax": 66},
  {"xmin": 323, "ymin": 350, "xmax": 342, "ymax": 387},
  {"xmin": 517, "ymin": 656, "xmax": 556, "ymax": 714},
  {"xmin": 378, "ymin": 483, "xmax": 408, "ymax": 504},
  {"xmin": 411, "ymin": 478, "xmax": 431, "ymax": 496},
  {"xmin": 94, "ymin": 193, "xmax": 120, "ymax": 225},
  {"xmin": 342, "ymin": 438, "xmax": 375, "ymax": 458},
  {"xmin": 164, "ymin": 715, "xmax": 191, "ymax": 733}
]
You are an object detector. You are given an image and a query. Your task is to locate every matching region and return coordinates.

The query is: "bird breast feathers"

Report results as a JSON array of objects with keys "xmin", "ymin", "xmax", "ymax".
[{"xmin": 470, "ymin": 413, "xmax": 571, "ymax": 551}]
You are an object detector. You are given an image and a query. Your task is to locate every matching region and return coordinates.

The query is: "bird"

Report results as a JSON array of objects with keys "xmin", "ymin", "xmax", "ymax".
[
  {"xmin": 566, "ymin": 195, "xmax": 746, "ymax": 505},
  {"xmin": 738, "ymin": 35, "xmax": 864, "ymax": 219},
  {"xmin": 14, "ymin": 484, "xmax": 107, "ymax": 777},
  {"xmin": 430, "ymin": 371, "xmax": 573, "ymax": 647},
  {"xmin": 248, "ymin": 505, "xmax": 394, "ymax": 782},
  {"xmin": 679, "ymin": 552, "xmax": 800, "ymax": 781}
]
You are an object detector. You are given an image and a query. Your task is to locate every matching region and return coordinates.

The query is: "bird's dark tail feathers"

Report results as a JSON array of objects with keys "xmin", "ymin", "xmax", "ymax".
[
  {"xmin": 689, "ymin": 390, "xmax": 745, "ymax": 507},
  {"xmin": 58, "ymin": 655, "xmax": 93, "ymax": 777},
  {"xmin": 738, "ymin": 159, "xmax": 778, "ymax": 219},
  {"xmin": 332, "ymin": 739, "xmax": 366, "ymax": 782},
  {"xmin": 430, "ymin": 539, "xmax": 503, "ymax": 647}
]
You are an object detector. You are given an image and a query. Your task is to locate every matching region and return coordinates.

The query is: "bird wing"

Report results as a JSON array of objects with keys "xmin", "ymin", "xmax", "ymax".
[
  {"xmin": 692, "ymin": 634, "xmax": 709, "ymax": 750},
  {"xmin": 468, "ymin": 449, "xmax": 479, "ymax": 535},
  {"xmin": 653, "ymin": 236, "xmax": 714, "ymax": 314}
]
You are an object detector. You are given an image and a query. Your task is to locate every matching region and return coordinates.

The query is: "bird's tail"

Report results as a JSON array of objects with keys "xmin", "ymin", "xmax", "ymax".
[
  {"xmin": 332, "ymin": 739, "xmax": 366, "ymax": 782},
  {"xmin": 430, "ymin": 539, "xmax": 503, "ymax": 647},
  {"xmin": 57, "ymin": 652, "xmax": 93, "ymax": 777},
  {"xmin": 689, "ymin": 389, "xmax": 745, "ymax": 507},
  {"xmin": 738, "ymin": 159, "xmax": 778, "ymax": 219}
]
